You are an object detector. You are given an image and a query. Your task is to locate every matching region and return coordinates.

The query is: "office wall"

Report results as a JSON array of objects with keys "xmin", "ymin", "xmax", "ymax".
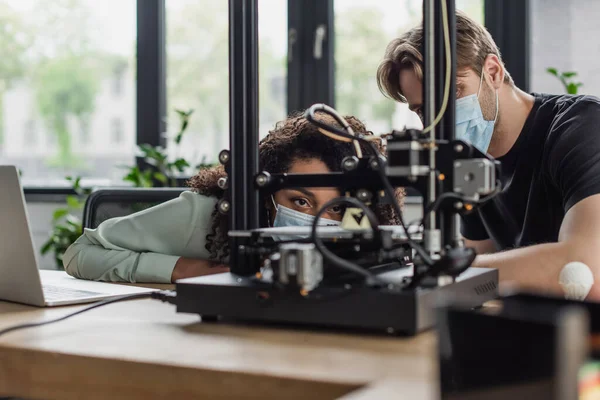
[{"xmin": 530, "ymin": 0, "xmax": 600, "ymax": 96}]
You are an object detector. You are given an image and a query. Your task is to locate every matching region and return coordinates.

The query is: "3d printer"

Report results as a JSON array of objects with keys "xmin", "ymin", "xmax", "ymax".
[{"xmin": 175, "ymin": 0, "xmax": 500, "ymax": 335}]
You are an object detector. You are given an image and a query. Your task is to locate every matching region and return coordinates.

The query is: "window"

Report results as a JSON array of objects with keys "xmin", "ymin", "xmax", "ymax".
[
  {"xmin": 530, "ymin": 0, "xmax": 599, "ymax": 95},
  {"xmin": 111, "ymin": 117, "xmax": 124, "ymax": 144},
  {"xmin": 0, "ymin": 0, "xmax": 136, "ymax": 186},
  {"xmin": 334, "ymin": 0, "xmax": 485, "ymax": 133},
  {"xmin": 80, "ymin": 118, "xmax": 90, "ymax": 145},
  {"xmin": 258, "ymin": 0, "xmax": 288, "ymax": 138},
  {"xmin": 112, "ymin": 62, "xmax": 127, "ymax": 98},
  {"xmin": 24, "ymin": 119, "xmax": 36, "ymax": 147},
  {"xmin": 165, "ymin": 0, "xmax": 287, "ymax": 167}
]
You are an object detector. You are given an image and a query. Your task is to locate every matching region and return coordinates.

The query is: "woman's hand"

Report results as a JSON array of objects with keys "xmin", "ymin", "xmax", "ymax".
[{"xmin": 171, "ymin": 257, "xmax": 229, "ymax": 282}]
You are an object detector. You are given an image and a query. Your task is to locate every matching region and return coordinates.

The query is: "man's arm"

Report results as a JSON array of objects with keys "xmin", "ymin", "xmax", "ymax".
[
  {"xmin": 464, "ymin": 238, "xmax": 497, "ymax": 255},
  {"xmin": 472, "ymin": 194, "xmax": 600, "ymax": 299}
]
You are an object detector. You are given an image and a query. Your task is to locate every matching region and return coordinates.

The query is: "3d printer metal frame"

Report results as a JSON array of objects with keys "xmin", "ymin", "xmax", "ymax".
[
  {"xmin": 221, "ymin": 134, "xmax": 500, "ymax": 278},
  {"xmin": 174, "ymin": 0, "xmax": 501, "ymax": 335}
]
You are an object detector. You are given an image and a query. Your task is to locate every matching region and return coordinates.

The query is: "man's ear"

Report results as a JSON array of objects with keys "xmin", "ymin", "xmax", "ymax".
[{"xmin": 483, "ymin": 54, "xmax": 505, "ymax": 90}]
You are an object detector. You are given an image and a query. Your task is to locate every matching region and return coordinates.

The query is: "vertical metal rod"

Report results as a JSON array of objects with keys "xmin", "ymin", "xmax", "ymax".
[
  {"xmin": 437, "ymin": 0, "xmax": 456, "ymax": 140},
  {"xmin": 228, "ymin": 0, "xmax": 260, "ymax": 274},
  {"xmin": 422, "ymin": 0, "xmax": 437, "ymax": 254},
  {"xmin": 436, "ymin": 0, "xmax": 457, "ymax": 246},
  {"xmin": 423, "ymin": 0, "xmax": 457, "ymax": 254}
]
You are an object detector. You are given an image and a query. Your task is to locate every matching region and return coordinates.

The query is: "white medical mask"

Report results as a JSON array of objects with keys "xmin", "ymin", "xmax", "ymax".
[
  {"xmin": 270, "ymin": 197, "xmax": 340, "ymax": 241},
  {"xmin": 455, "ymin": 70, "xmax": 498, "ymax": 153}
]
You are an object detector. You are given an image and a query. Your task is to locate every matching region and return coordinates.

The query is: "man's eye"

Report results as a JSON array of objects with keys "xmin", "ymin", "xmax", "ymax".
[{"xmin": 293, "ymin": 198, "xmax": 311, "ymax": 208}]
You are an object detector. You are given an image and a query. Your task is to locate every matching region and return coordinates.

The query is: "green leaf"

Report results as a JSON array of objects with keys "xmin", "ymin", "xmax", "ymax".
[
  {"xmin": 171, "ymin": 158, "xmax": 190, "ymax": 172},
  {"xmin": 138, "ymin": 145, "xmax": 159, "ymax": 162},
  {"xmin": 143, "ymin": 170, "xmax": 155, "ymax": 185},
  {"xmin": 546, "ymin": 67, "xmax": 558, "ymax": 76},
  {"xmin": 66, "ymin": 195, "xmax": 81, "ymax": 209},
  {"xmin": 66, "ymin": 222, "xmax": 82, "ymax": 234},
  {"xmin": 123, "ymin": 166, "xmax": 145, "ymax": 186},
  {"xmin": 173, "ymin": 109, "xmax": 194, "ymax": 145},
  {"xmin": 52, "ymin": 208, "xmax": 69, "ymax": 221},
  {"xmin": 130, "ymin": 169, "xmax": 155, "ymax": 188},
  {"xmin": 174, "ymin": 131, "xmax": 185, "ymax": 145},
  {"xmin": 66, "ymin": 214, "xmax": 82, "ymax": 225},
  {"xmin": 40, "ymin": 240, "xmax": 54, "ymax": 255},
  {"xmin": 562, "ymin": 71, "xmax": 577, "ymax": 78},
  {"xmin": 138, "ymin": 144, "xmax": 166, "ymax": 162},
  {"xmin": 64, "ymin": 221, "xmax": 81, "ymax": 234},
  {"xmin": 153, "ymin": 172, "xmax": 168, "ymax": 184},
  {"xmin": 567, "ymin": 82, "xmax": 580, "ymax": 94},
  {"xmin": 175, "ymin": 108, "xmax": 194, "ymax": 118},
  {"xmin": 138, "ymin": 143, "xmax": 154, "ymax": 153},
  {"xmin": 72, "ymin": 176, "xmax": 82, "ymax": 191}
]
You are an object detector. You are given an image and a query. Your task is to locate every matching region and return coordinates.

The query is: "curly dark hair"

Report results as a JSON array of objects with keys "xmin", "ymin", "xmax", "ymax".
[{"xmin": 187, "ymin": 112, "xmax": 405, "ymax": 262}]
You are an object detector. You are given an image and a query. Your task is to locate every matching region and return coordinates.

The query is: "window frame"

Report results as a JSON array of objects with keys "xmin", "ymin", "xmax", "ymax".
[
  {"xmin": 136, "ymin": 0, "xmax": 167, "ymax": 156},
  {"xmin": 484, "ymin": 0, "xmax": 530, "ymax": 91},
  {"xmin": 287, "ymin": 0, "xmax": 335, "ymax": 113}
]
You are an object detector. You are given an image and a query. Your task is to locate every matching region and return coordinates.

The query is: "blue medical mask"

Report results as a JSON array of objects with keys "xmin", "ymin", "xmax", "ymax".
[
  {"xmin": 455, "ymin": 71, "xmax": 498, "ymax": 153},
  {"xmin": 270, "ymin": 197, "xmax": 340, "ymax": 240}
]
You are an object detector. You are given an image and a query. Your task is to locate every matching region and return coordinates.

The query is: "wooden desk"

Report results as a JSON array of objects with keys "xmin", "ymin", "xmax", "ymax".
[{"xmin": 0, "ymin": 296, "xmax": 438, "ymax": 399}]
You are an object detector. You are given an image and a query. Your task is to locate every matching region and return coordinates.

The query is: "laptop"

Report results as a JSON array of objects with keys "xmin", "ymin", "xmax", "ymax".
[{"xmin": 0, "ymin": 165, "xmax": 156, "ymax": 307}]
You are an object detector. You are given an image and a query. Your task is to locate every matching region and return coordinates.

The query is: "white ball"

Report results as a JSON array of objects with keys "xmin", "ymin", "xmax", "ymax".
[{"xmin": 559, "ymin": 261, "xmax": 594, "ymax": 301}]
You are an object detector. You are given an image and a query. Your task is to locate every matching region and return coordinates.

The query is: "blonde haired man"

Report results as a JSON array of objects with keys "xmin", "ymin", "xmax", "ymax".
[{"xmin": 377, "ymin": 11, "xmax": 600, "ymax": 300}]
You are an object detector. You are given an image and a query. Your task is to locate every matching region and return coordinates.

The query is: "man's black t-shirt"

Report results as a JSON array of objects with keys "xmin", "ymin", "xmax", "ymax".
[{"xmin": 461, "ymin": 93, "xmax": 600, "ymax": 249}]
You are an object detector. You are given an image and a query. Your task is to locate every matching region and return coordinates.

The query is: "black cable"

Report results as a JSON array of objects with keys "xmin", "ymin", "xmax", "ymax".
[
  {"xmin": 406, "ymin": 183, "xmax": 501, "ymax": 288},
  {"xmin": 310, "ymin": 196, "xmax": 389, "ymax": 287},
  {"xmin": 305, "ymin": 105, "xmax": 434, "ymax": 266},
  {"xmin": 0, "ymin": 291, "xmax": 176, "ymax": 338},
  {"xmin": 408, "ymin": 180, "xmax": 502, "ymax": 231}
]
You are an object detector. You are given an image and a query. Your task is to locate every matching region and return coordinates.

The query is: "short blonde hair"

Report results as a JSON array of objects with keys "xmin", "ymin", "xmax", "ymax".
[{"xmin": 376, "ymin": 10, "xmax": 513, "ymax": 103}]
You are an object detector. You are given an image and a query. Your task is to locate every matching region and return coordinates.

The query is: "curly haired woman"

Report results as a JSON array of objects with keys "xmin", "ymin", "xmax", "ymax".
[{"xmin": 64, "ymin": 113, "xmax": 404, "ymax": 283}]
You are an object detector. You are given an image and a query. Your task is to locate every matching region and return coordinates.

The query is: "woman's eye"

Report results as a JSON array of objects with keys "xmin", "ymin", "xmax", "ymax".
[
  {"xmin": 293, "ymin": 198, "xmax": 311, "ymax": 208},
  {"xmin": 329, "ymin": 205, "xmax": 344, "ymax": 214}
]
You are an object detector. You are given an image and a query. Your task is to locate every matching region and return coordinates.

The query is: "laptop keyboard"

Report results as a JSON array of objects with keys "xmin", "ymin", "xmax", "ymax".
[{"xmin": 42, "ymin": 284, "xmax": 104, "ymax": 302}]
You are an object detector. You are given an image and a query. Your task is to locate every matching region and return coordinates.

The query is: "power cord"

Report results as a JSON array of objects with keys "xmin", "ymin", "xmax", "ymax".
[{"xmin": 0, "ymin": 290, "xmax": 177, "ymax": 338}]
